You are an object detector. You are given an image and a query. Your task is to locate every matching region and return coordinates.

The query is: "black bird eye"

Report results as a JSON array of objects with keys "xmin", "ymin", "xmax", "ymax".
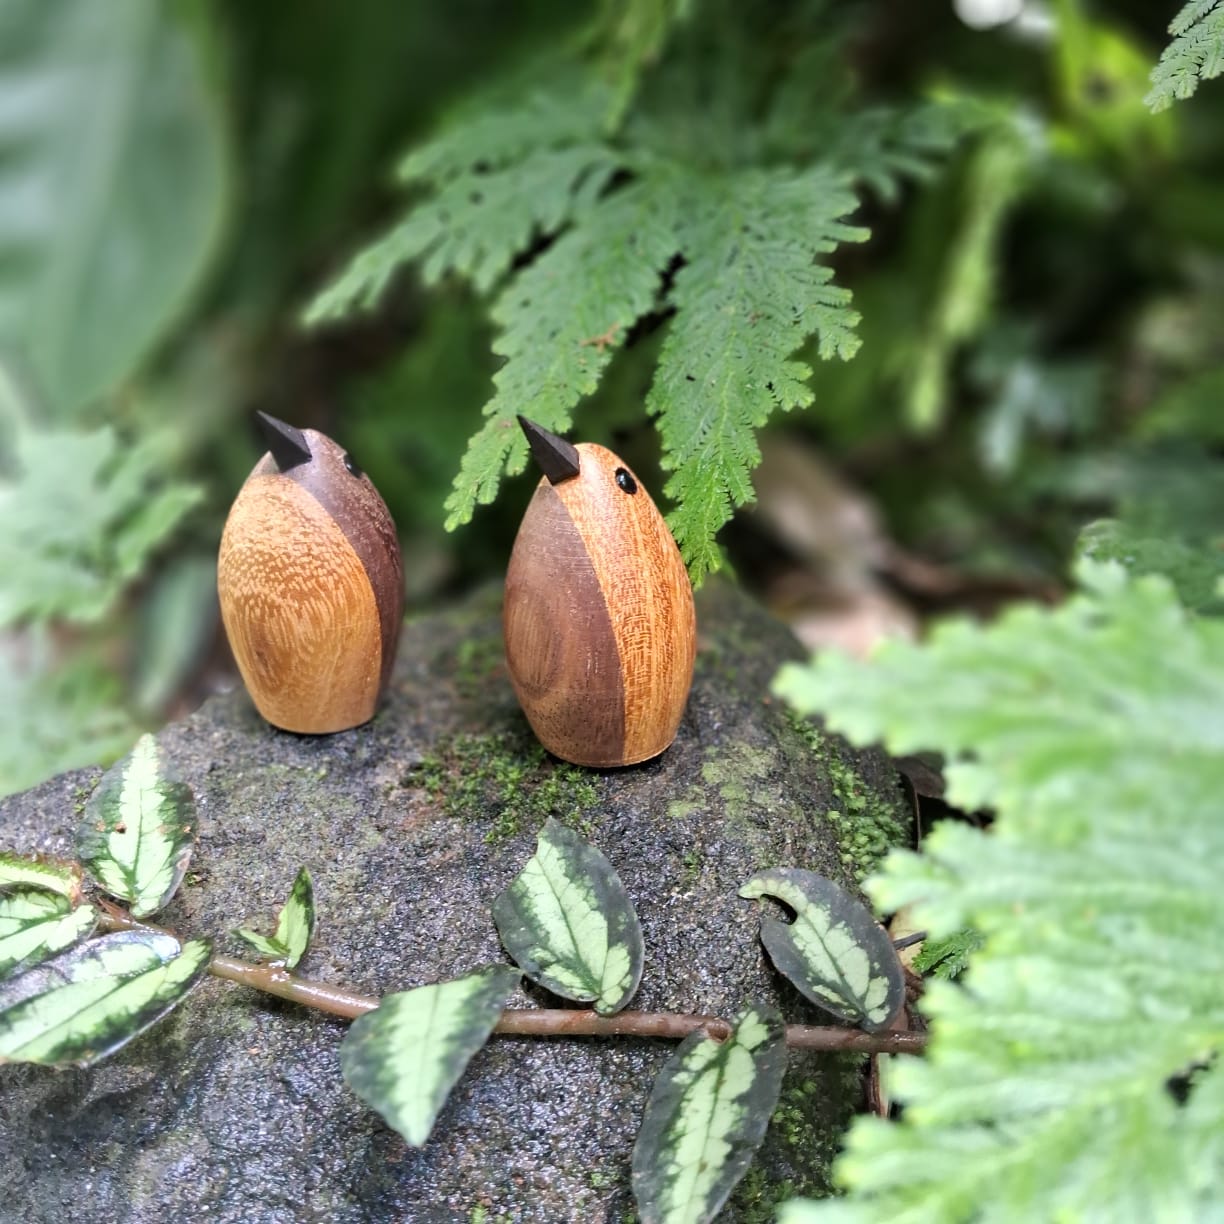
[
  {"xmin": 615, "ymin": 467, "xmax": 637, "ymax": 495},
  {"xmin": 343, "ymin": 452, "xmax": 363, "ymax": 478}
]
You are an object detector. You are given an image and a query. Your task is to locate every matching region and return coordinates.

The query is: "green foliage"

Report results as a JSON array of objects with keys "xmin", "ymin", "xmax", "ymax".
[
  {"xmin": 413, "ymin": 731, "xmax": 600, "ymax": 844},
  {"xmin": 77, "ymin": 734, "xmax": 196, "ymax": 919},
  {"xmin": 0, "ymin": 638, "xmax": 140, "ymax": 799},
  {"xmin": 631, "ymin": 1005, "xmax": 787, "ymax": 1224},
  {"xmin": 0, "ymin": 852, "xmax": 83, "ymax": 900},
  {"xmin": 308, "ymin": 39, "xmax": 982, "ymax": 580},
  {"xmin": 340, "ymin": 966, "xmax": 522, "ymax": 1147},
  {"xmin": 0, "ymin": 929, "xmax": 210, "ymax": 1068},
  {"xmin": 910, "ymin": 930, "xmax": 983, "ymax": 982},
  {"xmin": 0, "ymin": 0, "xmax": 229, "ymax": 414},
  {"xmin": 0, "ymin": 418, "xmax": 203, "ymax": 627},
  {"xmin": 493, "ymin": 818, "xmax": 644, "ymax": 1016},
  {"xmin": 1147, "ymin": 1, "xmax": 1224, "ymax": 112},
  {"xmin": 236, "ymin": 867, "xmax": 316, "ymax": 970},
  {"xmin": 739, "ymin": 870, "xmax": 904, "ymax": 1032},
  {"xmin": 1078, "ymin": 517, "xmax": 1224, "ymax": 614},
  {"xmin": 0, "ymin": 890, "xmax": 96, "ymax": 980},
  {"xmin": 774, "ymin": 562, "xmax": 1224, "ymax": 1219}
]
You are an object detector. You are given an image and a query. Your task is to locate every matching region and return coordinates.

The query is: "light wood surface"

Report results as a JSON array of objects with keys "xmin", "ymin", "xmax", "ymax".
[{"xmin": 218, "ymin": 428, "xmax": 402, "ymax": 734}]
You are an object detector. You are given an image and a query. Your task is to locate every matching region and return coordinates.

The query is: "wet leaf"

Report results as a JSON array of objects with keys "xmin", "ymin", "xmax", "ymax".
[
  {"xmin": 341, "ymin": 965, "xmax": 520, "ymax": 1147},
  {"xmin": 76, "ymin": 733, "xmax": 195, "ymax": 918},
  {"xmin": 493, "ymin": 818, "xmax": 643, "ymax": 1015},
  {"xmin": 632, "ymin": 1004, "xmax": 787, "ymax": 1224},
  {"xmin": 740, "ymin": 869, "xmax": 904, "ymax": 1032},
  {"xmin": 236, "ymin": 867, "xmax": 315, "ymax": 970},
  {"xmin": 0, "ymin": 889, "xmax": 96, "ymax": 980},
  {"xmin": 0, "ymin": 930, "xmax": 210, "ymax": 1067}
]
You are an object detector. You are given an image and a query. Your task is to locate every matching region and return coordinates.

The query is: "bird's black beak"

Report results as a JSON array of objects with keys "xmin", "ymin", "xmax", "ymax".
[
  {"xmin": 256, "ymin": 412, "xmax": 313, "ymax": 471},
  {"xmin": 518, "ymin": 416, "xmax": 580, "ymax": 485}
]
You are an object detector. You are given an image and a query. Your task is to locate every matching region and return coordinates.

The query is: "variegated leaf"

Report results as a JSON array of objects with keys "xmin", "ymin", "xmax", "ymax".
[
  {"xmin": 632, "ymin": 1004, "xmax": 787, "ymax": 1224},
  {"xmin": 0, "ymin": 929, "xmax": 210, "ymax": 1067},
  {"xmin": 0, "ymin": 852, "xmax": 84, "ymax": 901},
  {"xmin": 236, "ymin": 866, "xmax": 315, "ymax": 970},
  {"xmin": 0, "ymin": 889, "xmax": 96, "ymax": 980},
  {"xmin": 341, "ymin": 965, "xmax": 521, "ymax": 1147},
  {"xmin": 493, "ymin": 817, "xmax": 643, "ymax": 1015},
  {"xmin": 76, "ymin": 733, "xmax": 195, "ymax": 917},
  {"xmin": 739, "ymin": 868, "xmax": 904, "ymax": 1032}
]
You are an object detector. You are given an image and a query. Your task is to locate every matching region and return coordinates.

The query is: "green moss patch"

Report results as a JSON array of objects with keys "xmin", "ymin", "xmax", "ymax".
[
  {"xmin": 409, "ymin": 731, "xmax": 599, "ymax": 845},
  {"xmin": 783, "ymin": 710, "xmax": 908, "ymax": 877}
]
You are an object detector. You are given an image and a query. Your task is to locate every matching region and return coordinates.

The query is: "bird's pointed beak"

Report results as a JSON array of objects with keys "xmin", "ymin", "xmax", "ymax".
[
  {"xmin": 256, "ymin": 412, "xmax": 312, "ymax": 471},
  {"xmin": 518, "ymin": 416, "xmax": 580, "ymax": 485}
]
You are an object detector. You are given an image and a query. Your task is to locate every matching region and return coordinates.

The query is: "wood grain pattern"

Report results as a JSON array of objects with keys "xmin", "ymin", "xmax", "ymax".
[
  {"xmin": 218, "ymin": 428, "xmax": 403, "ymax": 734},
  {"xmin": 504, "ymin": 442, "xmax": 695, "ymax": 767}
]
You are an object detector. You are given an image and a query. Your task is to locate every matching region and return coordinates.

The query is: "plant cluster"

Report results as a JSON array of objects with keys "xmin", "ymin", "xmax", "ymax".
[{"xmin": 2, "ymin": 736, "xmax": 916, "ymax": 1224}]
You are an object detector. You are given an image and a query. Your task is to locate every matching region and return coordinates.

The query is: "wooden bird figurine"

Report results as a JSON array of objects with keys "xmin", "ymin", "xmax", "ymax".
[
  {"xmin": 504, "ymin": 417, "xmax": 696, "ymax": 767},
  {"xmin": 218, "ymin": 413, "xmax": 403, "ymax": 734}
]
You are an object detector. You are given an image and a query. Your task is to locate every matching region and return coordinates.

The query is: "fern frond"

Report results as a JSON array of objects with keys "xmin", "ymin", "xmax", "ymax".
[
  {"xmin": 443, "ymin": 176, "xmax": 682, "ymax": 527},
  {"xmin": 775, "ymin": 562, "xmax": 1224, "ymax": 1220},
  {"xmin": 827, "ymin": 100, "xmax": 992, "ymax": 203},
  {"xmin": 649, "ymin": 167, "xmax": 867, "ymax": 579},
  {"xmin": 399, "ymin": 76, "xmax": 612, "ymax": 182},
  {"xmin": 304, "ymin": 80, "xmax": 614, "ymax": 323},
  {"xmin": 1147, "ymin": 0, "xmax": 1224, "ymax": 111}
]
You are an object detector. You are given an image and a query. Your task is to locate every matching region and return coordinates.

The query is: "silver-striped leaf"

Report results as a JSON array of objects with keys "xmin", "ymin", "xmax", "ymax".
[
  {"xmin": 739, "ymin": 868, "xmax": 904, "ymax": 1032},
  {"xmin": 236, "ymin": 866, "xmax": 315, "ymax": 969},
  {"xmin": 0, "ymin": 852, "xmax": 84, "ymax": 901},
  {"xmin": 493, "ymin": 817, "xmax": 643, "ymax": 1015},
  {"xmin": 632, "ymin": 1004, "xmax": 787, "ymax": 1224},
  {"xmin": 76, "ymin": 733, "xmax": 195, "ymax": 917},
  {"xmin": 0, "ymin": 929, "xmax": 210, "ymax": 1067},
  {"xmin": 341, "ymin": 965, "xmax": 520, "ymax": 1147},
  {"xmin": 0, "ymin": 889, "xmax": 96, "ymax": 980}
]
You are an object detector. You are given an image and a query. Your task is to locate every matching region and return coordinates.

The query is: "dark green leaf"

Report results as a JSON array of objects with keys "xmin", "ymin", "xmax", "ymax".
[
  {"xmin": 632, "ymin": 1004, "xmax": 787, "ymax": 1224},
  {"xmin": 493, "ymin": 818, "xmax": 643, "ymax": 1015},
  {"xmin": 341, "ymin": 965, "xmax": 521, "ymax": 1147},
  {"xmin": 76, "ymin": 733, "xmax": 196, "ymax": 918},
  {"xmin": 739, "ymin": 869, "xmax": 904, "ymax": 1032},
  {"xmin": 0, "ymin": 889, "xmax": 96, "ymax": 980},
  {"xmin": 0, "ymin": 930, "xmax": 210, "ymax": 1067},
  {"xmin": 236, "ymin": 867, "xmax": 315, "ymax": 970}
]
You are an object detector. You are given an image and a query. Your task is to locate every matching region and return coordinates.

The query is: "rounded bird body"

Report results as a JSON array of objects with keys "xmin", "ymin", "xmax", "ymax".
[
  {"xmin": 504, "ymin": 419, "xmax": 696, "ymax": 767},
  {"xmin": 218, "ymin": 415, "xmax": 403, "ymax": 734}
]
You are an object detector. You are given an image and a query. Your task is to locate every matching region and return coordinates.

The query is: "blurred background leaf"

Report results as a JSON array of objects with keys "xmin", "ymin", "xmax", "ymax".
[{"xmin": 0, "ymin": 0, "xmax": 229, "ymax": 416}]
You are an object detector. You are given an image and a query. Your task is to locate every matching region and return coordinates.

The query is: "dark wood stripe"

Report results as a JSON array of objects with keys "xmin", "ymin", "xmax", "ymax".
[{"xmin": 504, "ymin": 482, "xmax": 625, "ymax": 766}]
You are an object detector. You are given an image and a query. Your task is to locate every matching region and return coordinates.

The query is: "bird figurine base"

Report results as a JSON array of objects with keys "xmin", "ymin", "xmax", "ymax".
[
  {"xmin": 218, "ymin": 413, "xmax": 404, "ymax": 735},
  {"xmin": 504, "ymin": 417, "xmax": 696, "ymax": 768}
]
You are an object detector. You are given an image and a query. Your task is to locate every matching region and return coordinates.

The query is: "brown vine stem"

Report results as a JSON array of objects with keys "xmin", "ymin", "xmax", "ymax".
[{"xmin": 98, "ymin": 909, "xmax": 927, "ymax": 1056}]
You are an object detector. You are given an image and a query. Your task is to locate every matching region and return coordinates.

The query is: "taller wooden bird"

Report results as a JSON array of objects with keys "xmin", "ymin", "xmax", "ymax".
[
  {"xmin": 218, "ymin": 413, "xmax": 403, "ymax": 734},
  {"xmin": 504, "ymin": 417, "xmax": 696, "ymax": 767}
]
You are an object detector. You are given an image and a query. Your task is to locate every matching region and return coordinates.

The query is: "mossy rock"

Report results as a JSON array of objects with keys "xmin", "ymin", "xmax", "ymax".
[{"xmin": 0, "ymin": 581, "xmax": 905, "ymax": 1223}]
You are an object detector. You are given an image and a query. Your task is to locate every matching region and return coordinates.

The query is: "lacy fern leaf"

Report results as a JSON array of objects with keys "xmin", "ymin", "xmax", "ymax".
[
  {"xmin": 650, "ymin": 167, "xmax": 866, "ymax": 576},
  {"xmin": 774, "ymin": 562, "xmax": 1224, "ymax": 1220},
  {"xmin": 443, "ymin": 172, "xmax": 683, "ymax": 528},
  {"xmin": 1147, "ymin": 0, "xmax": 1224, "ymax": 112},
  {"xmin": 308, "ymin": 64, "xmax": 976, "ymax": 578}
]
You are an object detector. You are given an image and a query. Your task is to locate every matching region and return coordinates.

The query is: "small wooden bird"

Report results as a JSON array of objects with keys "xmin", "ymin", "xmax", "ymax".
[
  {"xmin": 504, "ymin": 417, "xmax": 696, "ymax": 767},
  {"xmin": 218, "ymin": 413, "xmax": 403, "ymax": 734}
]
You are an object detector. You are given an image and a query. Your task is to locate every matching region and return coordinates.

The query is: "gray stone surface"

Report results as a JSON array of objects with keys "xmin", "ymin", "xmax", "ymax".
[{"xmin": 0, "ymin": 581, "xmax": 905, "ymax": 1223}]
